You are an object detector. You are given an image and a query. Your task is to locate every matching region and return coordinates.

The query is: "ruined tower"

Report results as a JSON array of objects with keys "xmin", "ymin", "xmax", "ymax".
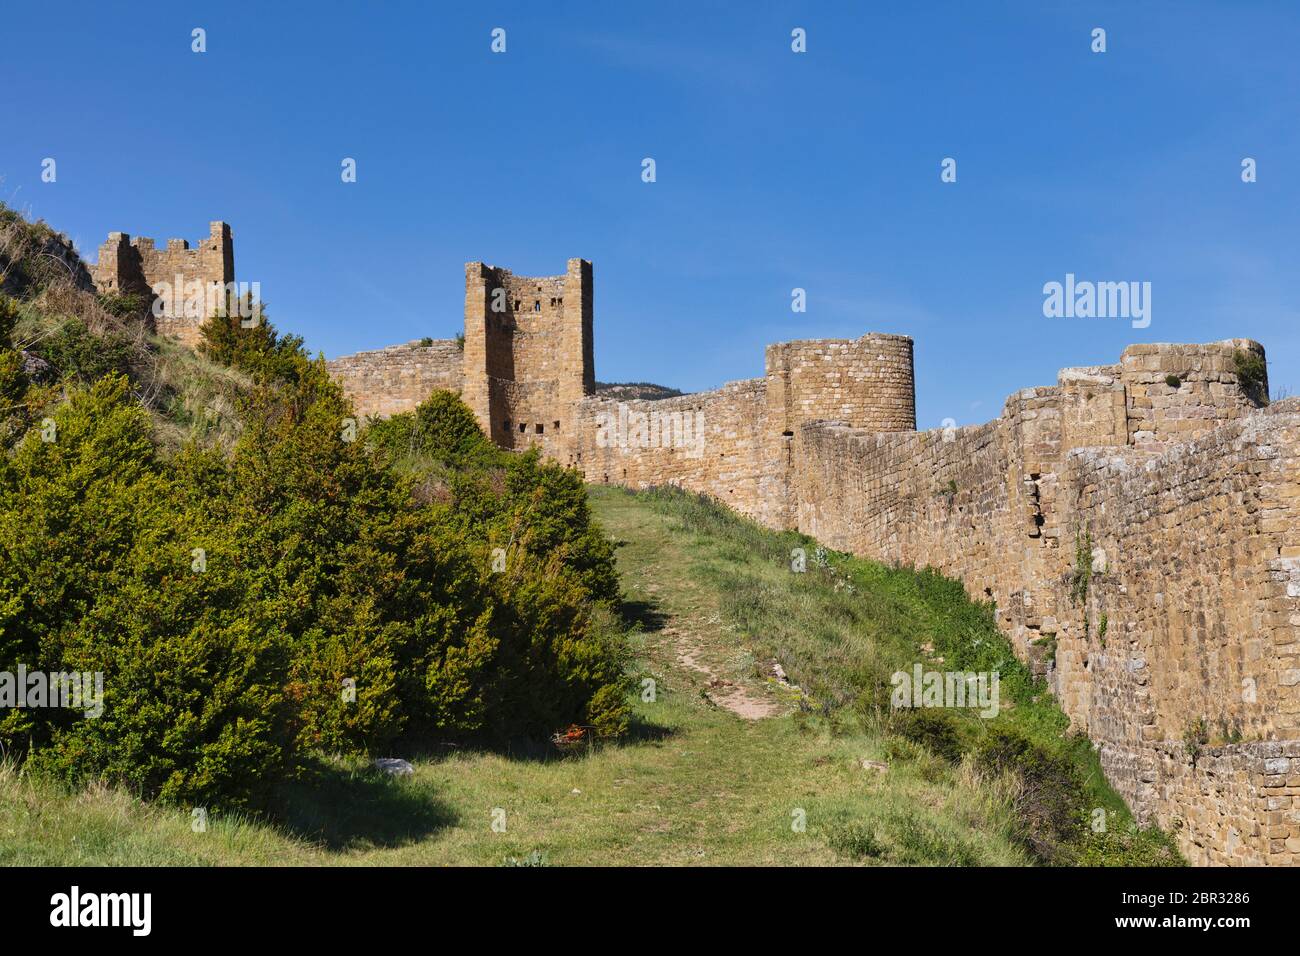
[
  {"xmin": 461, "ymin": 258, "xmax": 595, "ymax": 459},
  {"xmin": 91, "ymin": 221, "xmax": 235, "ymax": 348}
]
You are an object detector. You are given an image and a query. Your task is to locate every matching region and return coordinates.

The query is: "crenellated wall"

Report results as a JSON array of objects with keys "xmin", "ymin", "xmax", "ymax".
[
  {"xmin": 91, "ymin": 222, "xmax": 234, "ymax": 347},
  {"xmin": 795, "ymin": 338, "xmax": 1300, "ymax": 865}
]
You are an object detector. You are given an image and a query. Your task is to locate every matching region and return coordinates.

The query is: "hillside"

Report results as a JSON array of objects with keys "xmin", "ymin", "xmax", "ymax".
[
  {"xmin": 0, "ymin": 202, "xmax": 253, "ymax": 452},
  {"xmin": 0, "ymin": 204, "xmax": 1178, "ymax": 866},
  {"xmin": 0, "ymin": 485, "xmax": 1179, "ymax": 866},
  {"xmin": 594, "ymin": 381, "xmax": 684, "ymax": 401}
]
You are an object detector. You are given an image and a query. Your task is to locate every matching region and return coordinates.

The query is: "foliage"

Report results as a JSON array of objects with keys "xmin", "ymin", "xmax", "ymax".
[
  {"xmin": 28, "ymin": 316, "xmax": 134, "ymax": 386},
  {"xmin": 974, "ymin": 729, "xmax": 1087, "ymax": 864},
  {"xmin": 1070, "ymin": 528, "xmax": 1092, "ymax": 608},
  {"xmin": 0, "ymin": 309, "xmax": 629, "ymax": 809},
  {"xmin": 894, "ymin": 708, "xmax": 965, "ymax": 763},
  {"xmin": 0, "ymin": 296, "xmax": 27, "ymax": 412},
  {"xmin": 1234, "ymin": 349, "xmax": 1268, "ymax": 404},
  {"xmin": 198, "ymin": 307, "xmax": 308, "ymax": 386},
  {"xmin": 1184, "ymin": 717, "xmax": 1209, "ymax": 766}
]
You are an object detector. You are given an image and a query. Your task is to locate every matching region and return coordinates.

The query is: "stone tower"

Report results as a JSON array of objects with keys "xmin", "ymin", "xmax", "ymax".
[
  {"xmin": 462, "ymin": 258, "xmax": 595, "ymax": 459},
  {"xmin": 91, "ymin": 221, "xmax": 235, "ymax": 348}
]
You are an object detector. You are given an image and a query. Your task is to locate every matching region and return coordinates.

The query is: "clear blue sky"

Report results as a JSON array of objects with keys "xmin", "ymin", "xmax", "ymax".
[{"xmin": 4, "ymin": 1, "xmax": 1298, "ymax": 429}]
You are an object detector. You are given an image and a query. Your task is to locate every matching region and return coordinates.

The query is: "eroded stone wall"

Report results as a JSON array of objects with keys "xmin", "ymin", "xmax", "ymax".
[
  {"xmin": 572, "ymin": 379, "xmax": 772, "ymax": 515},
  {"xmin": 795, "ymin": 339, "xmax": 1300, "ymax": 865},
  {"xmin": 568, "ymin": 335, "xmax": 918, "ymax": 527},
  {"xmin": 326, "ymin": 341, "xmax": 464, "ymax": 419},
  {"xmin": 92, "ymin": 222, "xmax": 234, "ymax": 348}
]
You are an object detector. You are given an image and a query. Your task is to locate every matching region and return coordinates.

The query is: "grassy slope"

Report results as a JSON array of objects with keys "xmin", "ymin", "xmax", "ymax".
[
  {"xmin": 11, "ymin": 302, "xmax": 252, "ymax": 452},
  {"xmin": 0, "ymin": 486, "xmax": 1176, "ymax": 866}
]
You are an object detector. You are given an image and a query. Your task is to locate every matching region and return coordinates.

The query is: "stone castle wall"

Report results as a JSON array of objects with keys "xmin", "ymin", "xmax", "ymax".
[
  {"xmin": 572, "ymin": 378, "xmax": 773, "ymax": 516},
  {"xmin": 567, "ymin": 334, "xmax": 918, "ymax": 527},
  {"xmin": 325, "ymin": 341, "xmax": 465, "ymax": 418},
  {"xmin": 795, "ymin": 339, "xmax": 1300, "ymax": 864},
  {"xmin": 318, "ymin": 254, "xmax": 1300, "ymax": 865},
  {"xmin": 91, "ymin": 222, "xmax": 234, "ymax": 348}
]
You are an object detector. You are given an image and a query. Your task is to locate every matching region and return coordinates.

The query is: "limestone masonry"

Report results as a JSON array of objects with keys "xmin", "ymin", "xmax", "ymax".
[{"xmin": 109, "ymin": 234, "xmax": 1300, "ymax": 866}]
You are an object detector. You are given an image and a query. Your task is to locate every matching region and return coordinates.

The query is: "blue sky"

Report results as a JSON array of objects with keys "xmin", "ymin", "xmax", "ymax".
[{"xmin": 3, "ymin": 1, "xmax": 1299, "ymax": 429}]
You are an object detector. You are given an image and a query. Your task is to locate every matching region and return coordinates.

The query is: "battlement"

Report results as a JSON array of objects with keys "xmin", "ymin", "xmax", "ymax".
[{"xmin": 91, "ymin": 221, "xmax": 235, "ymax": 347}]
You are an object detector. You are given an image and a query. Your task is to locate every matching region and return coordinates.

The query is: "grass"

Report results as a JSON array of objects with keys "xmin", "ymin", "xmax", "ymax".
[
  {"xmin": 0, "ymin": 485, "xmax": 1179, "ymax": 866},
  {"xmin": 11, "ymin": 298, "xmax": 252, "ymax": 452}
]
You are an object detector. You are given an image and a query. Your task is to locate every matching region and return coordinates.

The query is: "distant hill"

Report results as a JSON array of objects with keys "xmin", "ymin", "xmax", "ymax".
[{"xmin": 594, "ymin": 381, "xmax": 683, "ymax": 401}]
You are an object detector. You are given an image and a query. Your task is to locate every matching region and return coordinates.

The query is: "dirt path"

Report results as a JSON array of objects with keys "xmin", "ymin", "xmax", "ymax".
[
  {"xmin": 672, "ymin": 630, "xmax": 787, "ymax": 720},
  {"xmin": 612, "ymin": 522, "xmax": 794, "ymax": 721}
]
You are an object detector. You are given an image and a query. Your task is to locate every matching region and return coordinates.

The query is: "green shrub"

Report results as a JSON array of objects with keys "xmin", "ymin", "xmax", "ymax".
[
  {"xmin": 0, "ymin": 349, "xmax": 26, "ymax": 409},
  {"xmin": 827, "ymin": 821, "xmax": 885, "ymax": 860},
  {"xmin": 975, "ymin": 728, "xmax": 1087, "ymax": 863},
  {"xmin": 894, "ymin": 707, "xmax": 966, "ymax": 763},
  {"xmin": 1183, "ymin": 717, "xmax": 1209, "ymax": 766},
  {"xmin": 368, "ymin": 388, "xmax": 496, "ymax": 466},
  {"xmin": 0, "ymin": 294, "xmax": 18, "ymax": 346},
  {"xmin": 0, "ymin": 326, "xmax": 630, "ymax": 806},
  {"xmin": 96, "ymin": 292, "xmax": 147, "ymax": 320},
  {"xmin": 198, "ymin": 307, "xmax": 307, "ymax": 385},
  {"xmin": 888, "ymin": 809, "xmax": 980, "ymax": 866},
  {"xmin": 30, "ymin": 317, "xmax": 134, "ymax": 386},
  {"xmin": 0, "ymin": 377, "xmax": 296, "ymax": 808},
  {"xmin": 1234, "ymin": 349, "xmax": 1268, "ymax": 401}
]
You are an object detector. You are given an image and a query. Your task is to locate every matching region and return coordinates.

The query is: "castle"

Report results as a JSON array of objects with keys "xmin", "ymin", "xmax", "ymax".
[
  {"xmin": 91, "ymin": 222, "xmax": 235, "ymax": 348},
  {"xmin": 94, "ymin": 225, "xmax": 1300, "ymax": 866}
]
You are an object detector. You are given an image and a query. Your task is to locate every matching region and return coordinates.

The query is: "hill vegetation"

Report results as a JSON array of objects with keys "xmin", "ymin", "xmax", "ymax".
[
  {"xmin": 0, "ymin": 206, "xmax": 1179, "ymax": 865},
  {"xmin": 0, "ymin": 205, "xmax": 627, "ymax": 811}
]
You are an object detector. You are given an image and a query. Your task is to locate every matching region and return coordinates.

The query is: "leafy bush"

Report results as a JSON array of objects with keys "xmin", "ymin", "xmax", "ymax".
[
  {"xmin": 894, "ymin": 708, "xmax": 966, "ymax": 763},
  {"xmin": 0, "ymin": 311, "xmax": 630, "ymax": 808},
  {"xmin": 975, "ymin": 728, "xmax": 1086, "ymax": 863},
  {"xmin": 827, "ymin": 821, "xmax": 885, "ymax": 860},
  {"xmin": 1234, "ymin": 349, "xmax": 1268, "ymax": 401},
  {"xmin": 29, "ymin": 317, "xmax": 134, "ymax": 386},
  {"xmin": 367, "ymin": 388, "xmax": 496, "ymax": 466},
  {"xmin": 198, "ymin": 308, "xmax": 307, "ymax": 385},
  {"xmin": 0, "ymin": 296, "xmax": 27, "ymax": 411},
  {"xmin": 0, "ymin": 377, "xmax": 295, "ymax": 808}
]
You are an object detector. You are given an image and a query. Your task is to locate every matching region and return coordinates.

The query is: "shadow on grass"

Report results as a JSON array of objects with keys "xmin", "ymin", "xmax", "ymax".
[
  {"xmin": 398, "ymin": 712, "xmax": 678, "ymax": 767},
  {"xmin": 264, "ymin": 758, "xmax": 458, "ymax": 851},
  {"xmin": 621, "ymin": 597, "xmax": 670, "ymax": 634}
]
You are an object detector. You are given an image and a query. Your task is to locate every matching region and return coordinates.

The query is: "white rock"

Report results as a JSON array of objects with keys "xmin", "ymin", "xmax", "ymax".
[{"xmin": 373, "ymin": 758, "xmax": 415, "ymax": 776}]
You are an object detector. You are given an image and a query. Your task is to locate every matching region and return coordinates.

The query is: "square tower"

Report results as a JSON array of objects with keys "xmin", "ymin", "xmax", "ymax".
[
  {"xmin": 463, "ymin": 258, "xmax": 594, "ymax": 457},
  {"xmin": 91, "ymin": 221, "xmax": 235, "ymax": 348}
]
